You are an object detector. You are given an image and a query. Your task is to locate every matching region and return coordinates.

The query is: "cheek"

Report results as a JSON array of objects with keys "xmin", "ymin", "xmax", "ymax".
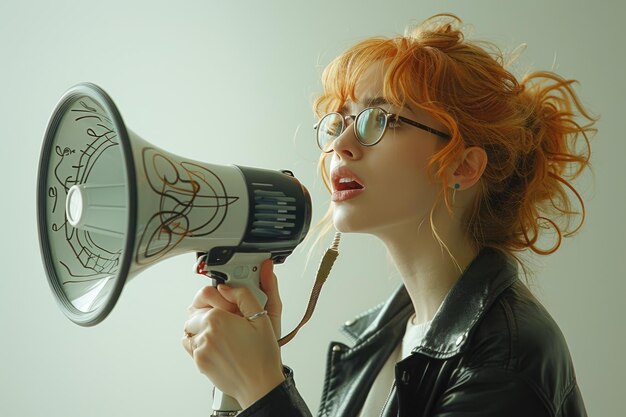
[
  {"xmin": 372, "ymin": 171, "xmax": 432, "ymax": 212},
  {"xmin": 370, "ymin": 146, "xmax": 440, "ymax": 209},
  {"xmin": 330, "ymin": 179, "xmax": 437, "ymax": 234},
  {"xmin": 375, "ymin": 145, "xmax": 434, "ymax": 192},
  {"xmin": 331, "ymin": 140, "xmax": 442, "ymax": 231}
]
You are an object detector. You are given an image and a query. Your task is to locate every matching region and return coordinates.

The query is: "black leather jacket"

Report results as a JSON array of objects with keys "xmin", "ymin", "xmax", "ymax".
[{"xmin": 239, "ymin": 247, "xmax": 587, "ymax": 417}]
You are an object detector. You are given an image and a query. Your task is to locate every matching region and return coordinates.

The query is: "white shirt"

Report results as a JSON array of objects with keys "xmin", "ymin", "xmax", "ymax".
[{"xmin": 357, "ymin": 314, "xmax": 431, "ymax": 417}]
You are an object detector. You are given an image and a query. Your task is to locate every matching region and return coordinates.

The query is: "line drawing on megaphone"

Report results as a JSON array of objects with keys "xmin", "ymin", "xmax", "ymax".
[{"xmin": 37, "ymin": 82, "xmax": 323, "ymax": 416}]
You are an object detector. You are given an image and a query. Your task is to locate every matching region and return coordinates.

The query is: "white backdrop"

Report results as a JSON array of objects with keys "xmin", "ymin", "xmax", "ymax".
[{"xmin": 1, "ymin": 1, "xmax": 624, "ymax": 416}]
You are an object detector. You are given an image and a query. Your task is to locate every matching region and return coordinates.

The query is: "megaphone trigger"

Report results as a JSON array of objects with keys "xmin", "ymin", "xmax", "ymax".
[
  {"xmin": 194, "ymin": 254, "xmax": 209, "ymax": 276},
  {"xmin": 204, "ymin": 252, "xmax": 271, "ymax": 309}
]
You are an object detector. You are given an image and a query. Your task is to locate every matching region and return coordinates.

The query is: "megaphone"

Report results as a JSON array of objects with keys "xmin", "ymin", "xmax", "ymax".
[{"xmin": 36, "ymin": 82, "xmax": 312, "ymax": 414}]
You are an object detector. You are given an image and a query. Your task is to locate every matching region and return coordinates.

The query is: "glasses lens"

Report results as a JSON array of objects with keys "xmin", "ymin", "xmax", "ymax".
[
  {"xmin": 317, "ymin": 113, "xmax": 344, "ymax": 152},
  {"xmin": 355, "ymin": 108, "xmax": 386, "ymax": 145}
]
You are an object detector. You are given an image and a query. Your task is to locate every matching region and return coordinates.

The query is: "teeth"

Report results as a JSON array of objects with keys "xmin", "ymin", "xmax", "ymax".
[{"xmin": 339, "ymin": 177, "xmax": 356, "ymax": 183}]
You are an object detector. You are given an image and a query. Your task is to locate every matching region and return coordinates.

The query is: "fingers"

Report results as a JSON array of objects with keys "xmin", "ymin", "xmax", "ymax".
[
  {"xmin": 217, "ymin": 284, "xmax": 269, "ymax": 327},
  {"xmin": 189, "ymin": 285, "xmax": 239, "ymax": 313},
  {"xmin": 184, "ymin": 307, "xmax": 211, "ymax": 336},
  {"xmin": 181, "ymin": 289, "xmax": 285, "ymax": 402},
  {"xmin": 184, "ymin": 261, "xmax": 279, "ymax": 360},
  {"xmin": 181, "ymin": 332, "xmax": 197, "ymax": 357},
  {"xmin": 182, "ymin": 307, "xmax": 229, "ymax": 356}
]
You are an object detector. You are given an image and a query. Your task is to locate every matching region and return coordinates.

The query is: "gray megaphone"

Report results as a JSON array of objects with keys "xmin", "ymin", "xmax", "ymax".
[{"xmin": 36, "ymin": 82, "xmax": 312, "ymax": 416}]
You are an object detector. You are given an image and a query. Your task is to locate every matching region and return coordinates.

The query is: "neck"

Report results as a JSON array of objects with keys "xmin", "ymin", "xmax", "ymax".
[{"xmin": 373, "ymin": 212, "xmax": 479, "ymax": 325}]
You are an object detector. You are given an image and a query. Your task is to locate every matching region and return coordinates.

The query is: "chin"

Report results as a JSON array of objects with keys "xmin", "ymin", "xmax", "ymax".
[
  {"xmin": 332, "ymin": 211, "xmax": 374, "ymax": 234},
  {"xmin": 332, "ymin": 212, "xmax": 356, "ymax": 233},
  {"xmin": 331, "ymin": 219, "xmax": 351, "ymax": 233}
]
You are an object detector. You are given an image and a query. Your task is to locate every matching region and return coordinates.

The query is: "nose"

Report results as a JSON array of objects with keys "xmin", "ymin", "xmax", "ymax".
[{"xmin": 331, "ymin": 120, "xmax": 362, "ymax": 160}]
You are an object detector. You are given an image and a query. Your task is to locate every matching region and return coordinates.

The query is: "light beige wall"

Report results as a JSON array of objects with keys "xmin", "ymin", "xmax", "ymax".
[{"xmin": 1, "ymin": 0, "xmax": 622, "ymax": 416}]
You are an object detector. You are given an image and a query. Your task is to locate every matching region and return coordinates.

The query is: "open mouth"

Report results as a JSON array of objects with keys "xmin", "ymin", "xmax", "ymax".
[{"xmin": 335, "ymin": 179, "xmax": 365, "ymax": 191}]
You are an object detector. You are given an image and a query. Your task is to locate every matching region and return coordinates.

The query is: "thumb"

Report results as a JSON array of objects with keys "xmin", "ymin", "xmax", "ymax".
[
  {"xmin": 260, "ymin": 259, "xmax": 282, "ymax": 339},
  {"xmin": 260, "ymin": 260, "xmax": 282, "ymax": 317}
]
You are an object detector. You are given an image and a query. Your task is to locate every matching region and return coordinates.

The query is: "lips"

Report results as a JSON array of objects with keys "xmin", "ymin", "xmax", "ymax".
[
  {"xmin": 335, "ymin": 181, "xmax": 363, "ymax": 191},
  {"xmin": 331, "ymin": 166, "xmax": 365, "ymax": 192}
]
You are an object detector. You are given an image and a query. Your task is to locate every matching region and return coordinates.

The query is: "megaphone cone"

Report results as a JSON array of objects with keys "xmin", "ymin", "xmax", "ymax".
[{"xmin": 37, "ymin": 83, "xmax": 312, "ymax": 327}]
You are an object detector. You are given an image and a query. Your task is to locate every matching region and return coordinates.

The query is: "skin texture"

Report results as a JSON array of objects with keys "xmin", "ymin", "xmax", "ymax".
[
  {"xmin": 328, "ymin": 61, "xmax": 488, "ymax": 325},
  {"xmin": 182, "ymin": 60, "xmax": 489, "ymax": 409},
  {"xmin": 182, "ymin": 259, "xmax": 285, "ymax": 409}
]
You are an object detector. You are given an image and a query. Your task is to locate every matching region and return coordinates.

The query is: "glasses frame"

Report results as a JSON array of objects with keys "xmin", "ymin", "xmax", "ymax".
[{"xmin": 314, "ymin": 106, "xmax": 451, "ymax": 153}]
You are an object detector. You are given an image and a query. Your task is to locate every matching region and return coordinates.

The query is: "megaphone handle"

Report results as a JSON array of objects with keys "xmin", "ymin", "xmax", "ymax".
[
  {"xmin": 205, "ymin": 252, "xmax": 271, "ymax": 310},
  {"xmin": 202, "ymin": 252, "xmax": 272, "ymax": 415},
  {"xmin": 211, "ymin": 389, "xmax": 241, "ymax": 416}
]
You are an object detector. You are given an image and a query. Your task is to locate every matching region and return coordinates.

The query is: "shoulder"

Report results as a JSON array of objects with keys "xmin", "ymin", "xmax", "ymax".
[{"xmin": 458, "ymin": 280, "xmax": 585, "ymax": 415}]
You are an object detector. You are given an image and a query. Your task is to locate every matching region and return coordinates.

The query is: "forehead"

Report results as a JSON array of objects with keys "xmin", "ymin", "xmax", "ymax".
[
  {"xmin": 332, "ymin": 61, "xmax": 449, "ymax": 133},
  {"xmin": 341, "ymin": 62, "xmax": 410, "ymax": 114},
  {"xmin": 353, "ymin": 61, "xmax": 386, "ymax": 99}
]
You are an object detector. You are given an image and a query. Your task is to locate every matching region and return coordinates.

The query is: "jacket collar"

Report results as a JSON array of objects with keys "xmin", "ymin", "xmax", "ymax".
[{"xmin": 340, "ymin": 247, "xmax": 519, "ymax": 359}]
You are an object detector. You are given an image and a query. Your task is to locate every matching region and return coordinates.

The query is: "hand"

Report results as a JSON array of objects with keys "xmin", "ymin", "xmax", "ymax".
[{"xmin": 182, "ymin": 259, "xmax": 285, "ymax": 409}]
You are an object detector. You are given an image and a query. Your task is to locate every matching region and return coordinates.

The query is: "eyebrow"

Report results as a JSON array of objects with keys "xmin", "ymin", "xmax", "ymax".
[{"xmin": 340, "ymin": 97, "xmax": 390, "ymax": 114}]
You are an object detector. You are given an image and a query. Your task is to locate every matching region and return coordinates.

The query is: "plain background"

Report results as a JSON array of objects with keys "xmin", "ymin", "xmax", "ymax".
[{"xmin": 1, "ymin": 0, "xmax": 624, "ymax": 416}]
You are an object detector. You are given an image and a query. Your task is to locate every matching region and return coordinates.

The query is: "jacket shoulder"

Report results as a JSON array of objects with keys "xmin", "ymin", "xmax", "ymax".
[{"xmin": 461, "ymin": 280, "xmax": 585, "ymax": 415}]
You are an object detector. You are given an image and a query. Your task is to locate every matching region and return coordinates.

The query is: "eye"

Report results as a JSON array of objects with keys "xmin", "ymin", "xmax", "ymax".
[
  {"xmin": 318, "ymin": 114, "xmax": 345, "ymax": 136},
  {"xmin": 323, "ymin": 123, "xmax": 342, "ymax": 136}
]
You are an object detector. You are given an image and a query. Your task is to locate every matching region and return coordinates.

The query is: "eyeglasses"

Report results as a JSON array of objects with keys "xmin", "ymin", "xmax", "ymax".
[{"xmin": 314, "ymin": 106, "xmax": 451, "ymax": 153}]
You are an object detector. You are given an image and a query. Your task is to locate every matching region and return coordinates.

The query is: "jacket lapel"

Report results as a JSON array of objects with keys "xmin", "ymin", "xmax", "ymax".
[
  {"xmin": 323, "ymin": 247, "xmax": 520, "ymax": 417},
  {"xmin": 342, "ymin": 247, "xmax": 519, "ymax": 357},
  {"xmin": 417, "ymin": 247, "xmax": 518, "ymax": 359}
]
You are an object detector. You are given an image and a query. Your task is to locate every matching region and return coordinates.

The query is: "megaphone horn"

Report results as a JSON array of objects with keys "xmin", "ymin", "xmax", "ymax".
[{"xmin": 37, "ymin": 82, "xmax": 312, "ymax": 328}]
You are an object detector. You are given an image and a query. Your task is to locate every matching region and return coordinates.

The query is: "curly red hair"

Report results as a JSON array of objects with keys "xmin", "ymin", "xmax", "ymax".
[{"xmin": 307, "ymin": 13, "xmax": 597, "ymax": 278}]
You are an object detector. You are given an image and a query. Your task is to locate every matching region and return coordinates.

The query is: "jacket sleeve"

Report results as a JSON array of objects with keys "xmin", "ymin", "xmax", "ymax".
[
  {"xmin": 237, "ymin": 366, "xmax": 313, "ymax": 417},
  {"xmin": 431, "ymin": 368, "xmax": 554, "ymax": 417}
]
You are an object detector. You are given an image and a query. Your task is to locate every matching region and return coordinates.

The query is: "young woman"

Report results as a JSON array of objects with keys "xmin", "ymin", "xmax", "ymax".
[{"xmin": 182, "ymin": 13, "xmax": 594, "ymax": 417}]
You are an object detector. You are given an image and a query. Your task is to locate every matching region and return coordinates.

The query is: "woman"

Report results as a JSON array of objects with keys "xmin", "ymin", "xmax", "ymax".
[{"xmin": 182, "ymin": 13, "xmax": 595, "ymax": 417}]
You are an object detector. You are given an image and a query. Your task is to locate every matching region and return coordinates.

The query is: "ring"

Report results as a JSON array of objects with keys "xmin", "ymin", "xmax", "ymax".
[{"xmin": 246, "ymin": 310, "xmax": 268, "ymax": 321}]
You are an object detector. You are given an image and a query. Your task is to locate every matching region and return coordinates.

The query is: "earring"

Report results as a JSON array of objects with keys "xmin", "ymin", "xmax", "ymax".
[{"xmin": 452, "ymin": 183, "xmax": 460, "ymax": 205}]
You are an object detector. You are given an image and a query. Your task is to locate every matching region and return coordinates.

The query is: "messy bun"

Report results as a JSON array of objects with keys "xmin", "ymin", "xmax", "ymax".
[
  {"xmin": 307, "ymin": 14, "xmax": 597, "ymax": 279},
  {"xmin": 477, "ymin": 70, "xmax": 595, "ymax": 254}
]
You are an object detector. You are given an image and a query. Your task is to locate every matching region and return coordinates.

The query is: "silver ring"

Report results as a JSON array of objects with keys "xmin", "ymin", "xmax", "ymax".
[{"xmin": 246, "ymin": 310, "xmax": 268, "ymax": 321}]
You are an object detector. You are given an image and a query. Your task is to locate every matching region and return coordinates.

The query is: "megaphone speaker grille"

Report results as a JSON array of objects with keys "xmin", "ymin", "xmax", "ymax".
[{"xmin": 37, "ymin": 83, "xmax": 137, "ymax": 326}]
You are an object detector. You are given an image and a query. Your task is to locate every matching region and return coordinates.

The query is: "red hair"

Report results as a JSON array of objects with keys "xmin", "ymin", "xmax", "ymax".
[{"xmin": 307, "ymin": 13, "xmax": 597, "ymax": 278}]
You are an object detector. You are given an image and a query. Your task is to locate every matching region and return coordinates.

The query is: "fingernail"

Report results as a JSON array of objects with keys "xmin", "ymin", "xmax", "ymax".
[{"xmin": 217, "ymin": 284, "xmax": 230, "ymax": 291}]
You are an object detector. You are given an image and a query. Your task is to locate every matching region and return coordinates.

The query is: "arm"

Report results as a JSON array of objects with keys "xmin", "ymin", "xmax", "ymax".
[{"xmin": 238, "ymin": 366, "xmax": 313, "ymax": 417}]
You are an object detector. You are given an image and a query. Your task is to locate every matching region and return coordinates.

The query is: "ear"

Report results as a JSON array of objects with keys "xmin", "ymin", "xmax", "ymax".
[{"xmin": 448, "ymin": 146, "xmax": 488, "ymax": 191}]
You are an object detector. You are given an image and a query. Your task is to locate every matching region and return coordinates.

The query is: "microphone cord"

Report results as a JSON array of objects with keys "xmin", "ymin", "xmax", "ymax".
[{"xmin": 277, "ymin": 231, "xmax": 341, "ymax": 346}]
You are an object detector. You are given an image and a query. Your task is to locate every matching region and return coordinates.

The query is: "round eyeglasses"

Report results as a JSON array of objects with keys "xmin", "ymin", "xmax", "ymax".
[{"xmin": 314, "ymin": 106, "xmax": 451, "ymax": 153}]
